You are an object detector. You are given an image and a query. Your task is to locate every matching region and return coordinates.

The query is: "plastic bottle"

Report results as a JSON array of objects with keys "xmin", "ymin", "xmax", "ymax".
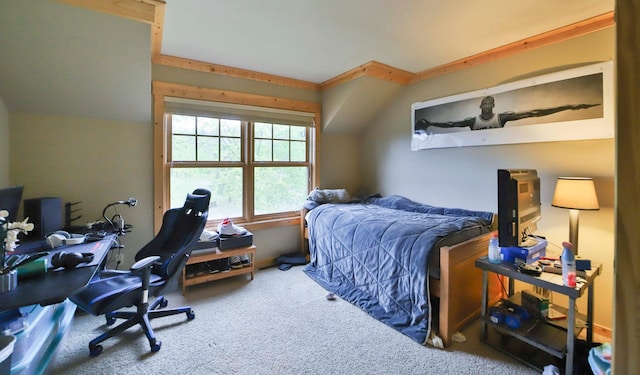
[
  {"xmin": 488, "ymin": 232, "xmax": 501, "ymax": 264},
  {"xmin": 561, "ymin": 241, "xmax": 576, "ymax": 287}
]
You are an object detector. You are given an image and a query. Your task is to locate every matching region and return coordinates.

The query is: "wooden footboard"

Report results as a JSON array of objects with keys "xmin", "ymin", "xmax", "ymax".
[
  {"xmin": 436, "ymin": 231, "xmax": 502, "ymax": 346},
  {"xmin": 301, "ymin": 208, "xmax": 309, "ymax": 256}
]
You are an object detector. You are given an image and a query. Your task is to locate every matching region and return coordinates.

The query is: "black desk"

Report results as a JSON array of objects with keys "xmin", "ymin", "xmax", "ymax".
[
  {"xmin": 1, "ymin": 235, "xmax": 115, "ymax": 311},
  {"xmin": 0, "ymin": 235, "xmax": 115, "ymax": 373}
]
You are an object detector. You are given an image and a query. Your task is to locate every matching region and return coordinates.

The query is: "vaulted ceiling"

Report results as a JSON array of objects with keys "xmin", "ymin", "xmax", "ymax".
[
  {"xmin": 0, "ymin": 0, "xmax": 615, "ymax": 131},
  {"xmin": 161, "ymin": 0, "xmax": 614, "ymax": 84}
]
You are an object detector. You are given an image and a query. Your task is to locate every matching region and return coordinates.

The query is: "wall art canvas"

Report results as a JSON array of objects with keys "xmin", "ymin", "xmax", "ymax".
[{"xmin": 411, "ymin": 61, "xmax": 613, "ymax": 150}]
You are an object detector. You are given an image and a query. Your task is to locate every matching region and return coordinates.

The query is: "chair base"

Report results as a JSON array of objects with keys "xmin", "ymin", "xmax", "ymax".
[{"xmin": 87, "ymin": 296, "xmax": 195, "ymax": 357}]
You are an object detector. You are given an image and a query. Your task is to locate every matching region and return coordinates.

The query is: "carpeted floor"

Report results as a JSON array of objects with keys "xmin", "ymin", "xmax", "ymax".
[{"xmin": 49, "ymin": 266, "xmax": 541, "ymax": 374}]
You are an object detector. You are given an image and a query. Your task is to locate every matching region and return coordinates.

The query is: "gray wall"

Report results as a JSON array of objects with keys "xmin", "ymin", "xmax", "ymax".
[
  {"xmin": 8, "ymin": 112, "xmax": 155, "ymax": 263},
  {"xmin": 361, "ymin": 28, "xmax": 615, "ymax": 330}
]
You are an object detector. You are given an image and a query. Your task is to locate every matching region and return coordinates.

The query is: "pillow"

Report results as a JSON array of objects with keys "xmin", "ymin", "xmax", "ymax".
[{"xmin": 307, "ymin": 188, "xmax": 351, "ymax": 204}]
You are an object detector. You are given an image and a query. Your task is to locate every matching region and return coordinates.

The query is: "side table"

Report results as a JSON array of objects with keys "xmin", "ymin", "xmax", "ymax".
[{"xmin": 475, "ymin": 256, "xmax": 601, "ymax": 374}]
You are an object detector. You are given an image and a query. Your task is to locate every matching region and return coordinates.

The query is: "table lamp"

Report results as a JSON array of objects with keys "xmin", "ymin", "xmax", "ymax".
[{"xmin": 551, "ymin": 177, "xmax": 599, "ymax": 256}]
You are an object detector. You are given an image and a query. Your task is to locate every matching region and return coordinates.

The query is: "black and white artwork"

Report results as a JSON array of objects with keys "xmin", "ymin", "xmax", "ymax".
[{"xmin": 411, "ymin": 61, "xmax": 613, "ymax": 150}]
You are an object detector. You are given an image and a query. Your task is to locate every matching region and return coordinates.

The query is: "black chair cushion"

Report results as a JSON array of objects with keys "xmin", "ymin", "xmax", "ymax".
[{"xmin": 73, "ymin": 272, "xmax": 164, "ymax": 316}]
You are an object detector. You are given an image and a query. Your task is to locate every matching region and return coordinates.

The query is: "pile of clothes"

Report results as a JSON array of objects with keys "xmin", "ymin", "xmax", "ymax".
[{"xmin": 588, "ymin": 342, "xmax": 611, "ymax": 375}]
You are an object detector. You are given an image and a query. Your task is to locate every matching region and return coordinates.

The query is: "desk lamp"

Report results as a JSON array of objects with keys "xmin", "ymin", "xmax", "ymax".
[
  {"xmin": 102, "ymin": 198, "xmax": 138, "ymax": 235},
  {"xmin": 551, "ymin": 177, "xmax": 599, "ymax": 256}
]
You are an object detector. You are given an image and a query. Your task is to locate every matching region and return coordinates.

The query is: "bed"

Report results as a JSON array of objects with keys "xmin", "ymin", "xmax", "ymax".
[{"xmin": 300, "ymin": 194, "xmax": 501, "ymax": 347}]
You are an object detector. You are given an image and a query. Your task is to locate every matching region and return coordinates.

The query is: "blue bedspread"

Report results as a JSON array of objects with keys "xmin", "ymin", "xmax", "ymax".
[{"xmin": 303, "ymin": 195, "xmax": 493, "ymax": 344}]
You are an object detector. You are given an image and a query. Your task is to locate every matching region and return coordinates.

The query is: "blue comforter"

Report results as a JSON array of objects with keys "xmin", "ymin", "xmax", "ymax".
[{"xmin": 303, "ymin": 195, "xmax": 493, "ymax": 344}]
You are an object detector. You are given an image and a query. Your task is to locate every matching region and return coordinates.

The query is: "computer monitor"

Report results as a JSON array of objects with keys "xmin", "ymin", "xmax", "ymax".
[
  {"xmin": 497, "ymin": 169, "xmax": 541, "ymax": 248},
  {"xmin": 0, "ymin": 185, "xmax": 24, "ymax": 223}
]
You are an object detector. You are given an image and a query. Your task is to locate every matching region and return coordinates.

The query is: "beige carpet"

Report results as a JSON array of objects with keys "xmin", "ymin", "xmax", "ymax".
[{"xmin": 49, "ymin": 266, "xmax": 541, "ymax": 374}]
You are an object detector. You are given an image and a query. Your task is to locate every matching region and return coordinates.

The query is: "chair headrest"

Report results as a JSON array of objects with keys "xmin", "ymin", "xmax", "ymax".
[{"xmin": 182, "ymin": 189, "xmax": 211, "ymax": 216}]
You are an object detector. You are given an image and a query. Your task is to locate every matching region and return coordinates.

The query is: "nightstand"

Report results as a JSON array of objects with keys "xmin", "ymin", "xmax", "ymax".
[{"xmin": 475, "ymin": 257, "xmax": 601, "ymax": 374}]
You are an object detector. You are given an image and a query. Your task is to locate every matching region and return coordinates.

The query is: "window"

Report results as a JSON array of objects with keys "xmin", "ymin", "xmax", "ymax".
[
  {"xmin": 252, "ymin": 122, "xmax": 309, "ymax": 215},
  {"xmin": 169, "ymin": 115, "xmax": 244, "ymax": 219},
  {"xmin": 156, "ymin": 89, "xmax": 319, "ymax": 227}
]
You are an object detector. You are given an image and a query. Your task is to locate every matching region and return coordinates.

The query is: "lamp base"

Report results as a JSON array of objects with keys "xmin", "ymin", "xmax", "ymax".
[{"xmin": 568, "ymin": 209, "xmax": 580, "ymax": 256}]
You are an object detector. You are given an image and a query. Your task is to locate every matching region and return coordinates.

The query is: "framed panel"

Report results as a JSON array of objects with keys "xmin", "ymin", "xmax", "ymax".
[{"xmin": 411, "ymin": 61, "xmax": 614, "ymax": 150}]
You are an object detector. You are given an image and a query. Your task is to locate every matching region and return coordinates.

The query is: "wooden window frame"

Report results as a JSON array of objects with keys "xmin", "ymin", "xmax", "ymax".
[{"xmin": 152, "ymin": 81, "xmax": 321, "ymax": 232}]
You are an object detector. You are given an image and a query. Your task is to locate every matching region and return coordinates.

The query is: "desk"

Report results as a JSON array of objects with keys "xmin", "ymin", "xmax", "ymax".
[
  {"xmin": 475, "ymin": 257, "xmax": 601, "ymax": 374},
  {"xmin": 1, "ymin": 236, "xmax": 115, "ymax": 311},
  {"xmin": 0, "ymin": 236, "xmax": 114, "ymax": 375}
]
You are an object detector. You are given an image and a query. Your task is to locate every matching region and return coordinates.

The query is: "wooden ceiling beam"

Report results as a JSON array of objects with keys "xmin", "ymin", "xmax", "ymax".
[
  {"xmin": 320, "ymin": 61, "xmax": 414, "ymax": 90},
  {"xmin": 410, "ymin": 11, "xmax": 615, "ymax": 84},
  {"xmin": 55, "ymin": 0, "xmax": 163, "ymax": 24},
  {"xmin": 152, "ymin": 55, "xmax": 321, "ymax": 91}
]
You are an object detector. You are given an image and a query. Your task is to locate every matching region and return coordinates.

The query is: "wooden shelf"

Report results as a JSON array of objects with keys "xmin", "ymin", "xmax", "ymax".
[{"xmin": 182, "ymin": 245, "xmax": 256, "ymax": 294}]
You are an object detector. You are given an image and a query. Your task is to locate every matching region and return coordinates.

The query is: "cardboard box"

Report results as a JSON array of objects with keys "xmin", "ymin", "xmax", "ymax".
[
  {"xmin": 218, "ymin": 231, "xmax": 253, "ymax": 250},
  {"xmin": 500, "ymin": 239, "xmax": 547, "ymax": 264},
  {"xmin": 189, "ymin": 239, "xmax": 217, "ymax": 251},
  {"xmin": 188, "ymin": 230, "xmax": 254, "ymax": 251}
]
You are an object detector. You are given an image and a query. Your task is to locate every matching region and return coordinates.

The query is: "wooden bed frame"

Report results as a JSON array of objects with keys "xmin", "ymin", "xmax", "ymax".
[{"xmin": 300, "ymin": 208, "xmax": 501, "ymax": 347}]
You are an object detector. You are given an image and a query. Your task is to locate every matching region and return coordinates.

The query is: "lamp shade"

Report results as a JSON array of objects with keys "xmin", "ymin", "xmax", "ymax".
[{"xmin": 551, "ymin": 177, "xmax": 600, "ymax": 210}]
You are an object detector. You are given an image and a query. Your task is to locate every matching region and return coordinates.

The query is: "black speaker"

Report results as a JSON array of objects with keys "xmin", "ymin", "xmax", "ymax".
[{"xmin": 24, "ymin": 197, "xmax": 63, "ymax": 239}]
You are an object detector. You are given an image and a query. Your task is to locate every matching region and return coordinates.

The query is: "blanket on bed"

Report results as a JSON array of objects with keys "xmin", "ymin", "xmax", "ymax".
[{"xmin": 303, "ymin": 195, "xmax": 493, "ymax": 344}]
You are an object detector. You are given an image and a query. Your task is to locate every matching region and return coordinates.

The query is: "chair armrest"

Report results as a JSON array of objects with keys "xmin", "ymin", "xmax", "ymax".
[
  {"xmin": 130, "ymin": 256, "xmax": 161, "ymax": 271},
  {"xmin": 131, "ymin": 256, "xmax": 161, "ymax": 294}
]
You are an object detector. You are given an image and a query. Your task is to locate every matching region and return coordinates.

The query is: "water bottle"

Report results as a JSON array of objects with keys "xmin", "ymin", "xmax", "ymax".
[
  {"xmin": 488, "ymin": 232, "xmax": 501, "ymax": 264},
  {"xmin": 561, "ymin": 241, "xmax": 576, "ymax": 287}
]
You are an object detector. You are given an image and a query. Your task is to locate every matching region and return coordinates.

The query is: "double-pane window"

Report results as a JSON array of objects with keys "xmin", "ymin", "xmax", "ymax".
[{"xmin": 168, "ymin": 110, "xmax": 312, "ymax": 223}]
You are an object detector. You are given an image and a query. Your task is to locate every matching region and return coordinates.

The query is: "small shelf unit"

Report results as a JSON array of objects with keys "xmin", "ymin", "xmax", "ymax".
[{"xmin": 182, "ymin": 245, "xmax": 256, "ymax": 294}]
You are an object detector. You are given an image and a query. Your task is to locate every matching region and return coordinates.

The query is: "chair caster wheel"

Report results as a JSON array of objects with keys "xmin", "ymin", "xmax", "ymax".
[
  {"xmin": 106, "ymin": 316, "xmax": 116, "ymax": 326},
  {"xmin": 187, "ymin": 310, "xmax": 195, "ymax": 320},
  {"xmin": 89, "ymin": 344, "xmax": 103, "ymax": 357},
  {"xmin": 160, "ymin": 298, "xmax": 168, "ymax": 308},
  {"xmin": 151, "ymin": 340, "xmax": 162, "ymax": 352}
]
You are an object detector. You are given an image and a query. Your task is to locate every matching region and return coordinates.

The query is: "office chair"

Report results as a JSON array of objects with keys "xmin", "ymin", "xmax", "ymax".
[{"xmin": 69, "ymin": 188, "xmax": 211, "ymax": 356}]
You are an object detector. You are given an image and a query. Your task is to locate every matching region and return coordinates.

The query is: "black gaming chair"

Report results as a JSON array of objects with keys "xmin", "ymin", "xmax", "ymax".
[{"xmin": 69, "ymin": 188, "xmax": 211, "ymax": 357}]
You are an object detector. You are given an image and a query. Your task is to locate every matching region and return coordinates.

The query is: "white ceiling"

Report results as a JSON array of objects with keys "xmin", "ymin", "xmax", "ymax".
[
  {"xmin": 162, "ymin": 0, "xmax": 614, "ymax": 83},
  {"xmin": 0, "ymin": 0, "xmax": 615, "ymax": 124}
]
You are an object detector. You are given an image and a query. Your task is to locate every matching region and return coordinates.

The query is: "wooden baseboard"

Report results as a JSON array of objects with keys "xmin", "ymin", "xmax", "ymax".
[
  {"xmin": 255, "ymin": 258, "xmax": 275, "ymax": 270},
  {"xmin": 593, "ymin": 323, "xmax": 612, "ymax": 340},
  {"xmin": 577, "ymin": 322, "xmax": 611, "ymax": 342}
]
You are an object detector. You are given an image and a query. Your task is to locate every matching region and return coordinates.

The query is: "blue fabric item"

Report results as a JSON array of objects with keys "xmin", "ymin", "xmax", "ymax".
[
  {"xmin": 364, "ymin": 194, "xmax": 494, "ymax": 223},
  {"xmin": 588, "ymin": 343, "xmax": 611, "ymax": 375},
  {"xmin": 278, "ymin": 263, "xmax": 293, "ymax": 271},
  {"xmin": 275, "ymin": 252, "xmax": 307, "ymax": 271},
  {"xmin": 302, "ymin": 200, "xmax": 320, "ymax": 211},
  {"xmin": 303, "ymin": 201, "xmax": 491, "ymax": 344}
]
